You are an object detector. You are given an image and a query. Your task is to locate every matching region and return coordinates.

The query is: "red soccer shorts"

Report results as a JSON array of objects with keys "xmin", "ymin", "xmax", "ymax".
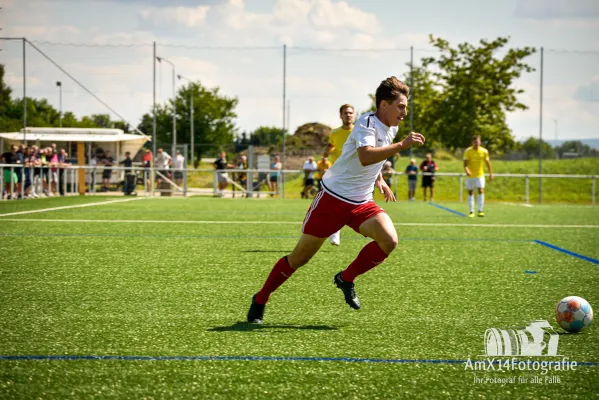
[{"xmin": 302, "ymin": 190, "xmax": 386, "ymax": 238}]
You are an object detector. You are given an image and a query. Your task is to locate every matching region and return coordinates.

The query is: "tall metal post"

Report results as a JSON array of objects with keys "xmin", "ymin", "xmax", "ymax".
[
  {"xmin": 56, "ymin": 81, "xmax": 62, "ymax": 127},
  {"xmin": 190, "ymin": 88, "xmax": 194, "ymax": 167},
  {"xmin": 409, "ymin": 45, "xmax": 414, "ymax": 158},
  {"xmin": 23, "ymin": 38, "xmax": 27, "ymax": 142},
  {"xmin": 539, "ymin": 47, "xmax": 544, "ymax": 204},
  {"xmin": 152, "ymin": 42, "xmax": 157, "ymax": 159},
  {"xmin": 172, "ymin": 66, "xmax": 176, "ymax": 157},
  {"xmin": 281, "ymin": 44, "xmax": 287, "ymax": 199}
]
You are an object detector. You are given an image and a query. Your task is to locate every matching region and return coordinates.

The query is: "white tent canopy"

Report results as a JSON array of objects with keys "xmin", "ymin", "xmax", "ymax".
[
  {"xmin": 0, "ymin": 127, "xmax": 149, "ymax": 143},
  {"xmin": 0, "ymin": 128, "xmax": 150, "ymax": 160}
]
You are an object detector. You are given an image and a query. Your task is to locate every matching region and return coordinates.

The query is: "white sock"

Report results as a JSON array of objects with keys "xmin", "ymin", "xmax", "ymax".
[
  {"xmin": 478, "ymin": 193, "xmax": 484, "ymax": 212},
  {"xmin": 330, "ymin": 230, "xmax": 340, "ymax": 244},
  {"xmin": 468, "ymin": 194, "xmax": 474, "ymax": 212}
]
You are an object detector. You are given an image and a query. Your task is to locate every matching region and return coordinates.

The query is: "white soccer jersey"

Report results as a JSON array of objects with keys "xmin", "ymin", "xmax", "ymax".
[{"xmin": 322, "ymin": 112, "xmax": 397, "ymax": 204}]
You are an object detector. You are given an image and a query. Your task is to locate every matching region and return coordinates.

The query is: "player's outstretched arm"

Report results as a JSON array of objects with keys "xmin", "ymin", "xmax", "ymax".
[{"xmin": 357, "ymin": 132, "xmax": 425, "ymax": 167}]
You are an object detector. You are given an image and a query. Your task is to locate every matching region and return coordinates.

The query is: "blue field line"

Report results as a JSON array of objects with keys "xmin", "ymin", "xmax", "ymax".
[
  {"xmin": 0, "ymin": 232, "xmax": 528, "ymax": 243},
  {"xmin": 533, "ymin": 240, "xmax": 599, "ymax": 265},
  {"xmin": 1, "ymin": 355, "xmax": 597, "ymax": 366},
  {"xmin": 428, "ymin": 202, "xmax": 467, "ymax": 217}
]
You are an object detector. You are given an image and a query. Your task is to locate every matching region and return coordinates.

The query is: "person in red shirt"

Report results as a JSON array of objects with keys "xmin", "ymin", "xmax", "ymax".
[
  {"xmin": 142, "ymin": 149, "xmax": 153, "ymax": 189},
  {"xmin": 419, "ymin": 153, "xmax": 438, "ymax": 202}
]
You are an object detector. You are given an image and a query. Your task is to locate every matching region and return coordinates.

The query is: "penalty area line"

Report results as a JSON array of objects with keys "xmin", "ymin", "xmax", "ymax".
[{"xmin": 0, "ymin": 197, "xmax": 147, "ymax": 218}]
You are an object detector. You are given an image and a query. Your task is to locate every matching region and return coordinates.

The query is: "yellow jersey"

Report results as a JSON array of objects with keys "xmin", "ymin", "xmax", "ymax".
[
  {"xmin": 328, "ymin": 126, "xmax": 352, "ymax": 164},
  {"xmin": 315, "ymin": 159, "xmax": 331, "ymax": 180},
  {"xmin": 463, "ymin": 146, "xmax": 489, "ymax": 178}
]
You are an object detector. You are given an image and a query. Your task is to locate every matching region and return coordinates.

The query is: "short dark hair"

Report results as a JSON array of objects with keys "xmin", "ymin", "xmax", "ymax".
[
  {"xmin": 375, "ymin": 77, "xmax": 410, "ymax": 109},
  {"xmin": 339, "ymin": 104, "xmax": 354, "ymax": 114},
  {"xmin": 473, "ymin": 135, "xmax": 481, "ymax": 141}
]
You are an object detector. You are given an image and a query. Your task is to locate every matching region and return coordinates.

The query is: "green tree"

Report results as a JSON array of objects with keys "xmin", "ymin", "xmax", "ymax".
[
  {"xmin": 520, "ymin": 137, "xmax": 554, "ymax": 159},
  {"xmin": 423, "ymin": 36, "xmax": 536, "ymax": 153},
  {"xmin": 138, "ymin": 81, "xmax": 238, "ymax": 167},
  {"xmin": 367, "ymin": 65, "xmax": 440, "ymax": 148},
  {"xmin": 248, "ymin": 126, "xmax": 286, "ymax": 146},
  {"xmin": 556, "ymin": 140, "xmax": 598, "ymax": 158}
]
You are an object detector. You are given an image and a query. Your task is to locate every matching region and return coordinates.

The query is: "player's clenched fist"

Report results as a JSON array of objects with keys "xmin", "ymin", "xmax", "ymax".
[{"xmin": 402, "ymin": 132, "xmax": 425, "ymax": 148}]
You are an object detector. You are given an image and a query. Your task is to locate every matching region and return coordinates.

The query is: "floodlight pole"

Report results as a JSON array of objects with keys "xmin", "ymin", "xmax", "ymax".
[
  {"xmin": 538, "ymin": 47, "xmax": 543, "ymax": 204},
  {"xmin": 23, "ymin": 37, "xmax": 27, "ymax": 142},
  {"xmin": 409, "ymin": 45, "xmax": 414, "ymax": 159},
  {"xmin": 177, "ymin": 74, "xmax": 194, "ymax": 167},
  {"xmin": 282, "ymin": 44, "xmax": 287, "ymax": 199},
  {"xmin": 152, "ymin": 41, "xmax": 157, "ymax": 160},
  {"xmin": 56, "ymin": 81, "xmax": 62, "ymax": 127},
  {"xmin": 157, "ymin": 56, "xmax": 176, "ymax": 157}
]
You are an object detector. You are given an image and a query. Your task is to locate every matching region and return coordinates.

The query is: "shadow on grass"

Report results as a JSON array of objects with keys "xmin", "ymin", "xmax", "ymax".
[
  {"xmin": 208, "ymin": 321, "xmax": 338, "ymax": 332},
  {"xmin": 240, "ymin": 250, "xmax": 332, "ymax": 253}
]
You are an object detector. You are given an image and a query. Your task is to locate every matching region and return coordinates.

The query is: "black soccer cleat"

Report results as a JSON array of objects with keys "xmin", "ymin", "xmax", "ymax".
[
  {"xmin": 247, "ymin": 294, "xmax": 265, "ymax": 324},
  {"xmin": 334, "ymin": 271, "xmax": 360, "ymax": 310}
]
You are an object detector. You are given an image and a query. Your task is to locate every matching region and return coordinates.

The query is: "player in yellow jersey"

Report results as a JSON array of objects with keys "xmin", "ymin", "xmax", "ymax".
[
  {"xmin": 325, "ymin": 104, "xmax": 355, "ymax": 245},
  {"xmin": 463, "ymin": 135, "xmax": 494, "ymax": 217}
]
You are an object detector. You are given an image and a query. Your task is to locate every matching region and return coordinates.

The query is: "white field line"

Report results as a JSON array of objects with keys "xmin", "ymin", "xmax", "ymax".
[
  {"xmin": 0, "ymin": 218, "xmax": 597, "ymax": 229},
  {"xmin": 0, "ymin": 197, "xmax": 147, "ymax": 217}
]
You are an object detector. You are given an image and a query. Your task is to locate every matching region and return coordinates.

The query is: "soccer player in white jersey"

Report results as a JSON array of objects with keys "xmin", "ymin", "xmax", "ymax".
[{"xmin": 247, "ymin": 77, "xmax": 425, "ymax": 323}]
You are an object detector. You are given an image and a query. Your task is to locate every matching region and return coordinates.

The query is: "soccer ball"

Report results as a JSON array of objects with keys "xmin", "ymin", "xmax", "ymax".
[{"xmin": 555, "ymin": 296, "xmax": 593, "ymax": 333}]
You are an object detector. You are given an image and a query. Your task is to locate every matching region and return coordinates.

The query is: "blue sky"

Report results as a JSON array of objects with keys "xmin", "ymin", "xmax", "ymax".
[{"xmin": 1, "ymin": 0, "xmax": 598, "ymax": 141}]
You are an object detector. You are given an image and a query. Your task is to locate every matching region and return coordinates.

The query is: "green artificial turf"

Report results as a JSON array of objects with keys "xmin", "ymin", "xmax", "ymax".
[{"xmin": 0, "ymin": 197, "xmax": 598, "ymax": 399}]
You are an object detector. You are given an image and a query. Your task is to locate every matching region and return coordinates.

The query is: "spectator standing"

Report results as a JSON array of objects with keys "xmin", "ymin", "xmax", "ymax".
[
  {"xmin": 154, "ymin": 148, "xmax": 172, "ymax": 186},
  {"xmin": 315, "ymin": 155, "xmax": 331, "ymax": 192},
  {"xmin": 24, "ymin": 147, "xmax": 38, "ymax": 198},
  {"xmin": 1, "ymin": 145, "xmax": 21, "ymax": 199},
  {"xmin": 213, "ymin": 151, "xmax": 233, "ymax": 197},
  {"xmin": 39, "ymin": 148, "xmax": 50, "ymax": 196},
  {"xmin": 119, "ymin": 151, "xmax": 135, "ymax": 195},
  {"xmin": 382, "ymin": 161, "xmax": 395, "ymax": 190},
  {"xmin": 234, "ymin": 155, "xmax": 248, "ymax": 198},
  {"xmin": 57, "ymin": 148, "xmax": 68, "ymax": 196},
  {"xmin": 173, "ymin": 150, "xmax": 185, "ymax": 188},
  {"xmin": 101, "ymin": 150, "xmax": 115, "ymax": 192},
  {"xmin": 301, "ymin": 157, "xmax": 318, "ymax": 199},
  {"xmin": 49, "ymin": 147, "xmax": 60, "ymax": 196},
  {"xmin": 268, "ymin": 155, "xmax": 282, "ymax": 197},
  {"xmin": 89, "ymin": 154, "xmax": 98, "ymax": 192},
  {"xmin": 405, "ymin": 158, "xmax": 418, "ymax": 201},
  {"xmin": 142, "ymin": 149, "xmax": 152, "ymax": 188},
  {"xmin": 419, "ymin": 153, "xmax": 438, "ymax": 202}
]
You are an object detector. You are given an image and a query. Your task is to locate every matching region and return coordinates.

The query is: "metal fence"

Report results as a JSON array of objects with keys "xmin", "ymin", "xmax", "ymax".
[{"xmin": 0, "ymin": 164, "xmax": 596, "ymax": 205}]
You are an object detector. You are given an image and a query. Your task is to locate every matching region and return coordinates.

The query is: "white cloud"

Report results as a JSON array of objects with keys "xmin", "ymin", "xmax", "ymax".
[
  {"xmin": 307, "ymin": 0, "xmax": 380, "ymax": 34},
  {"xmin": 575, "ymin": 76, "xmax": 599, "ymax": 102},
  {"xmin": 139, "ymin": 5, "xmax": 210, "ymax": 30},
  {"xmin": 514, "ymin": 0, "xmax": 599, "ymax": 19}
]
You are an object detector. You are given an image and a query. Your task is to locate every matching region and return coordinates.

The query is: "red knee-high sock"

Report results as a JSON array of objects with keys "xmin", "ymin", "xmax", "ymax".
[
  {"xmin": 255, "ymin": 256, "xmax": 296, "ymax": 304},
  {"xmin": 341, "ymin": 241, "xmax": 388, "ymax": 283}
]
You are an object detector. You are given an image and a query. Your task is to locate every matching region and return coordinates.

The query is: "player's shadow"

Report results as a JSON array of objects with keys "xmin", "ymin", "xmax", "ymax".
[
  {"xmin": 240, "ymin": 250, "xmax": 332, "ymax": 253},
  {"xmin": 208, "ymin": 321, "xmax": 338, "ymax": 332}
]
